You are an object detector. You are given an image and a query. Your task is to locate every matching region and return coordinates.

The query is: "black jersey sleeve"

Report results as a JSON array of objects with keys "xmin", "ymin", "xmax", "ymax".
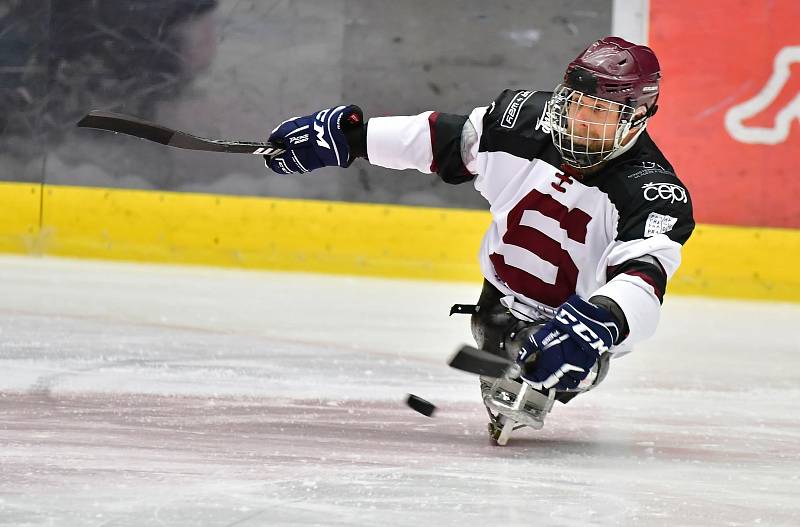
[
  {"xmin": 428, "ymin": 112, "xmax": 474, "ymax": 184},
  {"xmin": 363, "ymin": 90, "xmax": 557, "ymax": 184},
  {"xmin": 616, "ymin": 172, "xmax": 695, "ymax": 245},
  {"xmin": 606, "ymin": 163, "xmax": 695, "ymax": 303}
]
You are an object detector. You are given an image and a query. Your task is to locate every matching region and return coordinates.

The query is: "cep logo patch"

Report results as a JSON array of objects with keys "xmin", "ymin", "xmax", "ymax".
[
  {"xmin": 501, "ymin": 90, "xmax": 534, "ymax": 129},
  {"xmin": 644, "ymin": 212, "xmax": 678, "ymax": 238},
  {"xmin": 642, "ymin": 182, "xmax": 688, "ymax": 204}
]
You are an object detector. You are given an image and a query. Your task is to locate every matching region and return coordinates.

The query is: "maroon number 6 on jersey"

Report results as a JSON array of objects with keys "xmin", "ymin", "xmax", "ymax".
[{"xmin": 489, "ymin": 189, "xmax": 591, "ymax": 308}]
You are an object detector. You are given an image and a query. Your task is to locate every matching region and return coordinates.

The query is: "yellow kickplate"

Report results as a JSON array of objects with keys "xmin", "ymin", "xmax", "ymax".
[{"xmin": 1, "ymin": 182, "xmax": 798, "ymax": 302}]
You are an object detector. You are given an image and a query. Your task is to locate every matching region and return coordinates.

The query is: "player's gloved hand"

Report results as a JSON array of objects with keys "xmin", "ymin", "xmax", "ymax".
[
  {"xmin": 516, "ymin": 295, "xmax": 620, "ymax": 391},
  {"xmin": 265, "ymin": 105, "xmax": 363, "ymax": 175}
]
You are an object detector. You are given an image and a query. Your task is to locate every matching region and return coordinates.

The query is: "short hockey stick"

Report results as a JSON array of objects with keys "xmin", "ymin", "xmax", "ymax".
[
  {"xmin": 447, "ymin": 345, "xmax": 521, "ymax": 379},
  {"xmin": 76, "ymin": 110, "xmax": 285, "ymax": 156}
]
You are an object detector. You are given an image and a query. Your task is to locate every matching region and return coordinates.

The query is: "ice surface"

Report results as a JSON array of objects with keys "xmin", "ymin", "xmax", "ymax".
[{"xmin": 1, "ymin": 255, "xmax": 799, "ymax": 526}]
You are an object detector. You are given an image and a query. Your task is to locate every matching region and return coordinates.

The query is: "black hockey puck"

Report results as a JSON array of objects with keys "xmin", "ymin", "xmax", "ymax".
[{"xmin": 406, "ymin": 394, "xmax": 436, "ymax": 417}]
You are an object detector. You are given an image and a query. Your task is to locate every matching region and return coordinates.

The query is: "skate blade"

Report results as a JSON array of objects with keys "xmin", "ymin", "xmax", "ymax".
[
  {"xmin": 487, "ymin": 414, "xmax": 528, "ymax": 446},
  {"xmin": 495, "ymin": 419, "xmax": 515, "ymax": 446}
]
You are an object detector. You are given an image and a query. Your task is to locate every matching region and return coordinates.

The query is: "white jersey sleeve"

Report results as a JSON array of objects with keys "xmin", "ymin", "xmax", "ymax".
[
  {"xmin": 366, "ymin": 107, "xmax": 488, "ymax": 181},
  {"xmin": 366, "ymin": 112, "xmax": 435, "ymax": 173},
  {"xmin": 591, "ymin": 236, "xmax": 683, "ymax": 352}
]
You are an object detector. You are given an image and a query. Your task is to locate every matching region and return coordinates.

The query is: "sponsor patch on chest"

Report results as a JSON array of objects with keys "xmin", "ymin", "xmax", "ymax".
[{"xmin": 644, "ymin": 212, "xmax": 678, "ymax": 238}]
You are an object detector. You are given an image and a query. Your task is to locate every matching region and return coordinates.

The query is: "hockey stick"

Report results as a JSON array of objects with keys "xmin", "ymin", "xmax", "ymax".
[
  {"xmin": 76, "ymin": 110, "xmax": 285, "ymax": 156},
  {"xmin": 447, "ymin": 345, "xmax": 520, "ymax": 379}
]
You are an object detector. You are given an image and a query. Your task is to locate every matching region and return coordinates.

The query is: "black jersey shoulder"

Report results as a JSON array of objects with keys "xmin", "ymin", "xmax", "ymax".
[
  {"xmin": 479, "ymin": 90, "xmax": 559, "ymax": 163},
  {"xmin": 592, "ymin": 132, "xmax": 695, "ymax": 245}
]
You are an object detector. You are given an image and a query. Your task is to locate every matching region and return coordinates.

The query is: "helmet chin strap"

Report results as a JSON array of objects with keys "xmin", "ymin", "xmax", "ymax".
[{"xmin": 607, "ymin": 121, "xmax": 648, "ymax": 161}]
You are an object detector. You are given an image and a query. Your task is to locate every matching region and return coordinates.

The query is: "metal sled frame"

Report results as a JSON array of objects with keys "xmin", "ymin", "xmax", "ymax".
[{"xmin": 483, "ymin": 377, "xmax": 556, "ymax": 445}]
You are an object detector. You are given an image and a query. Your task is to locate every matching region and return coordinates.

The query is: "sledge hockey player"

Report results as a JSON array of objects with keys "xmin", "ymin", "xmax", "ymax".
[{"xmin": 264, "ymin": 37, "xmax": 695, "ymax": 444}]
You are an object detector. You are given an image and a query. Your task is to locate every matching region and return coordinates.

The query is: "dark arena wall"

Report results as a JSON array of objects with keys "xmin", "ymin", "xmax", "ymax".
[{"xmin": 0, "ymin": 0, "xmax": 611, "ymax": 208}]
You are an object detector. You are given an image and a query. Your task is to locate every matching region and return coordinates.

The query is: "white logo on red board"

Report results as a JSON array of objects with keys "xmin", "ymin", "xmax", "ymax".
[{"xmin": 725, "ymin": 46, "xmax": 800, "ymax": 145}]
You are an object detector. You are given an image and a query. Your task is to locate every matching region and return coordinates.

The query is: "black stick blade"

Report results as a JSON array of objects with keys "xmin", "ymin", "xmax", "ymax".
[
  {"xmin": 76, "ymin": 110, "xmax": 283, "ymax": 155},
  {"xmin": 448, "ymin": 345, "xmax": 512, "ymax": 378},
  {"xmin": 77, "ymin": 110, "xmax": 176, "ymax": 145}
]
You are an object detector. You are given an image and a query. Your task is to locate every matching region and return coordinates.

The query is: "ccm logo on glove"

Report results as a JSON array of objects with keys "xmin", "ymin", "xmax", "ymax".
[
  {"xmin": 554, "ymin": 309, "xmax": 610, "ymax": 354},
  {"xmin": 314, "ymin": 109, "xmax": 332, "ymax": 149}
]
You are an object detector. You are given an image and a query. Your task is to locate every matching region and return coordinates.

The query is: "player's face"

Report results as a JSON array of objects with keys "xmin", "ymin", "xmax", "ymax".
[{"xmin": 564, "ymin": 93, "xmax": 625, "ymax": 152}]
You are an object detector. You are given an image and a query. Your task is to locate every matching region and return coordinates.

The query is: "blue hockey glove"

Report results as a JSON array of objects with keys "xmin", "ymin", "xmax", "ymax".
[
  {"xmin": 265, "ymin": 105, "xmax": 363, "ymax": 175},
  {"xmin": 517, "ymin": 295, "xmax": 621, "ymax": 391}
]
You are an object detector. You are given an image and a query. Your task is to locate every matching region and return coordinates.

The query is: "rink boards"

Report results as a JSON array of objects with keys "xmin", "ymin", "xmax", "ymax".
[{"xmin": 1, "ymin": 181, "xmax": 798, "ymax": 302}]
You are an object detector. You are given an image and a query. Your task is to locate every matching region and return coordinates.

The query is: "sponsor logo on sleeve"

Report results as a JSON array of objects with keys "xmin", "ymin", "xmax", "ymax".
[
  {"xmin": 535, "ymin": 99, "xmax": 552, "ymax": 134},
  {"xmin": 627, "ymin": 162, "xmax": 670, "ymax": 179},
  {"xmin": 644, "ymin": 212, "xmax": 678, "ymax": 238},
  {"xmin": 501, "ymin": 90, "xmax": 534, "ymax": 129},
  {"xmin": 642, "ymin": 182, "xmax": 688, "ymax": 204}
]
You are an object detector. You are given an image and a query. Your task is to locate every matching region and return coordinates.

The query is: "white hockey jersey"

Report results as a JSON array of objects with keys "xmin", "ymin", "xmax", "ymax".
[{"xmin": 365, "ymin": 90, "xmax": 695, "ymax": 354}]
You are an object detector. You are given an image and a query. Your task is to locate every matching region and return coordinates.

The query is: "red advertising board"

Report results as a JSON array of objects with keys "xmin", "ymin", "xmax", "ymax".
[{"xmin": 649, "ymin": 1, "xmax": 800, "ymax": 227}]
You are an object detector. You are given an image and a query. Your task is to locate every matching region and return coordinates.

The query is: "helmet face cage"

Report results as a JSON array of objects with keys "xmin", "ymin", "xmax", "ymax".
[{"xmin": 548, "ymin": 84, "xmax": 637, "ymax": 169}]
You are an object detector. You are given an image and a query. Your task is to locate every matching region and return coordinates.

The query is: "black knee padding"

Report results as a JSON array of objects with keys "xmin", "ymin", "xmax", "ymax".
[{"xmin": 470, "ymin": 280, "xmax": 541, "ymax": 361}]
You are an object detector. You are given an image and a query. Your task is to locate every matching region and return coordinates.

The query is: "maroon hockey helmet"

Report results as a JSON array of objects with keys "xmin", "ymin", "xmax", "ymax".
[
  {"xmin": 548, "ymin": 37, "xmax": 662, "ymax": 169},
  {"xmin": 565, "ymin": 36, "xmax": 661, "ymax": 116}
]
